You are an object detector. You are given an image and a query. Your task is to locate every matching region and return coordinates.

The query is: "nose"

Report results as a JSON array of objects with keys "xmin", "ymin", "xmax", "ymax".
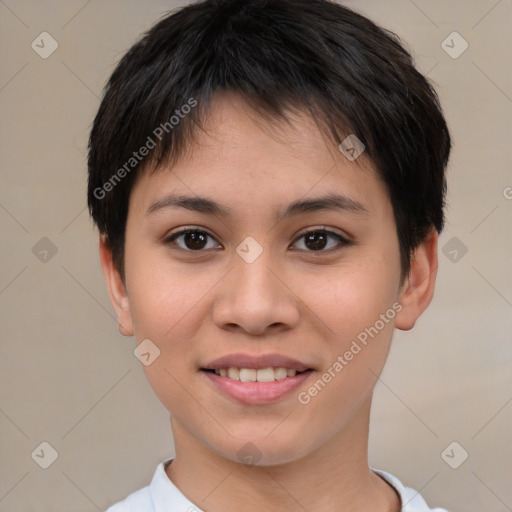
[{"xmin": 212, "ymin": 247, "xmax": 300, "ymax": 336}]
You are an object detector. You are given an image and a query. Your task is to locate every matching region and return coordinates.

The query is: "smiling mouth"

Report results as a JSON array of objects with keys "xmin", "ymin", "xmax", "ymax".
[{"xmin": 201, "ymin": 367, "xmax": 313, "ymax": 382}]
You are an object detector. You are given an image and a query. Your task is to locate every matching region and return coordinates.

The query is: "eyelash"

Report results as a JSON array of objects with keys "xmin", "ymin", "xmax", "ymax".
[{"xmin": 164, "ymin": 227, "xmax": 351, "ymax": 255}]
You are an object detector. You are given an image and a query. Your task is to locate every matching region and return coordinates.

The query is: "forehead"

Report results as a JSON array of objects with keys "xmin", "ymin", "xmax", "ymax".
[
  {"xmin": 176, "ymin": 91, "xmax": 368, "ymax": 175},
  {"xmin": 130, "ymin": 91, "xmax": 389, "ymax": 220}
]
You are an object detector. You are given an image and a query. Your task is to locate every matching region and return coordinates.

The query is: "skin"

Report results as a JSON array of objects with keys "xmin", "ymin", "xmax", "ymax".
[{"xmin": 100, "ymin": 90, "xmax": 438, "ymax": 512}]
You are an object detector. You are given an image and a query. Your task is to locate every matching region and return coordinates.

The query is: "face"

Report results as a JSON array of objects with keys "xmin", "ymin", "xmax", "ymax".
[{"xmin": 101, "ymin": 91, "xmax": 437, "ymax": 466}]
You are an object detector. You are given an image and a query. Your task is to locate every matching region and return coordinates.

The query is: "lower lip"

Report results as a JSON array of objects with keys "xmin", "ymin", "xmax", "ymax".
[{"xmin": 201, "ymin": 370, "xmax": 313, "ymax": 405}]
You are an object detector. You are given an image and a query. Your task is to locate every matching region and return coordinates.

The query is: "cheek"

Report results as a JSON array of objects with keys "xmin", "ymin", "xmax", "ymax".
[
  {"xmin": 293, "ymin": 254, "xmax": 400, "ymax": 411},
  {"xmin": 126, "ymin": 265, "xmax": 204, "ymax": 414},
  {"xmin": 301, "ymin": 258, "xmax": 400, "ymax": 347},
  {"xmin": 123, "ymin": 248, "xmax": 214, "ymax": 402},
  {"xmin": 125, "ymin": 244, "xmax": 209, "ymax": 340},
  {"xmin": 294, "ymin": 269, "xmax": 398, "ymax": 428}
]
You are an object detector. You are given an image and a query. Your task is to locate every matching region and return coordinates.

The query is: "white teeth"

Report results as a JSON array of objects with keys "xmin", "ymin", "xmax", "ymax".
[
  {"xmin": 227, "ymin": 367, "xmax": 239, "ymax": 380},
  {"xmin": 239, "ymin": 368, "xmax": 257, "ymax": 382},
  {"xmin": 274, "ymin": 367, "xmax": 288, "ymax": 380},
  {"xmin": 256, "ymin": 368, "xmax": 274, "ymax": 382},
  {"xmin": 213, "ymin": 367, "xmax": 302, "ymax": 381}
]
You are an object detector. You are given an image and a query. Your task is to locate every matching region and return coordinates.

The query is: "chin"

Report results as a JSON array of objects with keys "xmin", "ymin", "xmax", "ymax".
[{"xmin": 213, "ymin": 434, "xmax": 312, "ymax": 468}]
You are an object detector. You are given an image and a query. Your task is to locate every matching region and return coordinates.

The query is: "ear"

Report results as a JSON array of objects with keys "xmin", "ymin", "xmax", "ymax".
[
  {"xmin": 395, "ymin": 228, "xmax": 439, "ymax": 331},
  {"xmin": 98, "ymin": 236, "xmax": 134, "ymax": 337}
]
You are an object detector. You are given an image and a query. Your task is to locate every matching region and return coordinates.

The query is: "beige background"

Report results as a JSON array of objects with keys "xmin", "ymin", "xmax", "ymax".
[{"xmin": 1, "ymin": 1, "xmax": 511, "ymax": 511}]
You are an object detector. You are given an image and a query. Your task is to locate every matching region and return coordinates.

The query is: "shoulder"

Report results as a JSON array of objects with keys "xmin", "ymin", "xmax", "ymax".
[
  {"xmin": 372, "ymin": 468, "xmax": 450, "ymax": 512},
  {"xmin": 104, "ymin": 484, "xmax": 154, "ymax": 512},
  {"xmin": 103, "ymin": 458, "xmax": 177, "ymax": 512}
]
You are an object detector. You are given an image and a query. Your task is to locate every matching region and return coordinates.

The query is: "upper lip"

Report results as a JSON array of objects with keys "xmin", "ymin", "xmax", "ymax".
[{"xmin": 202, "ymin": 353, "xmax": 313, "ymax": 372}]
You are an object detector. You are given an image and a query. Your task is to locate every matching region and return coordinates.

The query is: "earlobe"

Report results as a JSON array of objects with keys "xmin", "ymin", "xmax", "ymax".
[
  {"xmin": 98, "ymin": 237, "xmax": 134, "ymax": 337},
  {"xmin": 395, "ymin": 228, "xmax": 439, "ymax": 331}
]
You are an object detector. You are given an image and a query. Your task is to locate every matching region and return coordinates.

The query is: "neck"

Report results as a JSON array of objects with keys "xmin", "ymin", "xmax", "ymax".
[{"xmin": 165, "ymin": 396, "xmax": 401, "ymax": 512}]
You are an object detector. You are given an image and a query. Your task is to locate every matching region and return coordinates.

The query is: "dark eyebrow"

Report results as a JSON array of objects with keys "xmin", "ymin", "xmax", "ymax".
[
  {"xmin": 146, "ymin": 193, "xmax": 369, "ymax": 219},
  {"xmin": 276, "ymin": 193, "xmax": 369, "ymax": 221},
  {"xmin": 146, "ymin": 194, "xmax": 233, "ymax": 217}
]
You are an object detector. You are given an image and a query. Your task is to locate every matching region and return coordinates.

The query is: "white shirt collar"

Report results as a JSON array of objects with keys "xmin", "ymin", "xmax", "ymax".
[{"xmin": 126, "ymin": 458, "xmax": 446, "ymax": 512}]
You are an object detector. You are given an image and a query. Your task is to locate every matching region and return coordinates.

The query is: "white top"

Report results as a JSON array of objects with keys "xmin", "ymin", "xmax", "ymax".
[{"xmin": 105, "ymin": 458, "xmax": 449, "ymax": 512}]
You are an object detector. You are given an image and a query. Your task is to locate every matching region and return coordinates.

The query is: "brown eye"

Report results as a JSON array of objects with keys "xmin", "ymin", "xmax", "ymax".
[
  {"xmin": 292, "ymin": 229, "xmax": 350, "ymax": 253},
  {"xmin": 166, "ymin": 229, "xmax": 220, "ymax": 251},
  {"xmin": 165, "ymin": 227, "xmax": 350, "ymax": 254}
]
